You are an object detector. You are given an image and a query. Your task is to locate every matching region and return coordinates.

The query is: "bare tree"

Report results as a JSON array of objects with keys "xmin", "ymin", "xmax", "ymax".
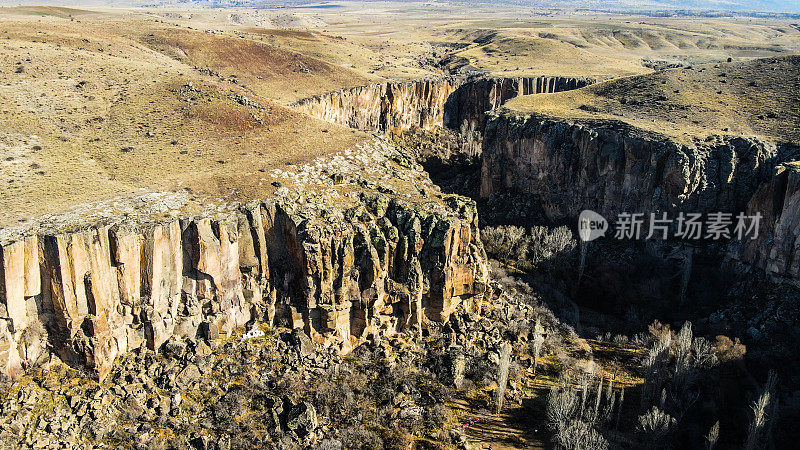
[
  {"xmin": 546, "ymin": 388, "xmax": 609, "ymax": 450},
  {"xmin": 532, "ymin": 317, "xmax": 545, "ymax": 376},
  {"xmin": 705, "ymin": 420, "xmax": 719, "ymax": 450},
  {"xmin": 579, "ymin": 239, "xmax": 588, "ymax": 284},
  {"xmin": 601, "ymin": 377, "xmax": 615, "ymax": 425},
  {"xmin": 675, "ymin": 321, "xmax": 693, "ymax": 372},
  {"xmin": 637, "ymin": 406, "xmax": 676, "ymax": 447},
  {"xmin": 678, "ymin": 248, "xmax": 692, "ymax": 305},
  {"xmin": 547, "ymin": 388, "xmax": 580, "ymax": 431},
  {"xmin": 558, "ymin": 420, "xmax": 609, "ymax": 450},
  {"xmin": 693, "ymin": 337, "xmax": 717, "ymax": 369},
  {"xmin": 495, "ymin": 341, "xmax": 512, "ymax": 415},
  {"xmin": 640, "ymin": 330, "xmax": 672, "ymax": 410},
  {"xmin": 592, "ymin": 375, "xmax": 603, "ymax": 423},
  {"xmin": 577, "ymin": 364, "xmax": 596, "ymax": 417},
  {"xmin": 744, "ymin": 371, "xmax": 777, "ymax": 450}
]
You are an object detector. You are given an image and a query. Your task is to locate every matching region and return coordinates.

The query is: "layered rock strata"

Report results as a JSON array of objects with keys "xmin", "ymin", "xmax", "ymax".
[
  {"xmin": 480, "ymin": 113, "xmax": 800, "ymax": 282},
  {"xmin": 293, "ymin": 78, "xmax": 460, "ymax": 135},
  {"xmin": 0, "ymin": 140, "xmax": 488, "ymax": 380}
]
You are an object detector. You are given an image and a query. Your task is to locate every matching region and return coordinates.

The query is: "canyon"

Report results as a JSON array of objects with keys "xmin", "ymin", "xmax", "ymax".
[
  {"xmin": 2, "ymin": 6, "xmax": 800, "ymax": 448},
  {"xmin": 3, "ymin": 64, "xmax": 798, "ymax": 384},
  {"xmin": 294, "ymin": 69, "xmax": 800, "ymax": 287},
  {"xmin": 292, "ymin": 75, "xmax": 592, "ymax": 155},
  {"xmin": 0, "ymin": 75, "xmax": 593, "ymax": 381}
]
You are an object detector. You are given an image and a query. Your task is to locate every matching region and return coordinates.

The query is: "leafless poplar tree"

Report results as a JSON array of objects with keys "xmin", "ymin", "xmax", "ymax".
[
  {"xmin": 495, "ymin": 341, "xmax": 512, "ymax": 415},
  {"xmin": 532, "ymin": 317, "xmax": 545, "ymax": 375}
]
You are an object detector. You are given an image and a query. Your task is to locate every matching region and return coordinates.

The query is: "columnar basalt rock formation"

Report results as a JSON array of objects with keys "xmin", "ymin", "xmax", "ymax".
[
  {"xmin": 292, "ymin": 76, "xmax": 593, "ymax": 137},
  {"xmin": 480, "ymin": 112, "xmax": 800, "ymax": 283},
  {"xmin": 0, "ymin": 141, "xmax": 488, "ymax": 380},
  {"xmin": 292, "ymin": 78, "xmax": 461, "ymax": 135},
  {"xmin": 443, "ymin": 76, "xmax": 590, "ymax": 132}
]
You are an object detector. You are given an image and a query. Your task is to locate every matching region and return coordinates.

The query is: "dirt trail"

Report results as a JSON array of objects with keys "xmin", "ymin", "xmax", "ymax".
[{"xmin": 449, "ymin": 397, "xmax": 546, "ymax": 449}]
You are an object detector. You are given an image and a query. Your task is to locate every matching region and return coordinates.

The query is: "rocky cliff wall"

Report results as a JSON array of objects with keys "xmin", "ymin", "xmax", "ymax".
[
  {"xmin": 480, "ymin": 113, "xmax": 800, "ymax": 282},
  {"xmin": 292, "ymin": 78, "xmax": 460, "ymax": 135},
  {"xmin": 0, "ymin": 140, "xmax": 488, "ymax": 380},
  {"xmin": 292, "ymin": 76, "xmax": 592, "ymax": 138},
  {"xmin": 443, "ymin": 76, "xmax": 589, "ymax": 133},
  {"xmin": 737, "ymin": 162, "xmax": 800, "ymax": 282}
]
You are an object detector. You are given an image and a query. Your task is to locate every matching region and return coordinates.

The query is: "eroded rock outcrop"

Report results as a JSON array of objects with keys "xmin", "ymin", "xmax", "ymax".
[
  {"xmin": 293, "ymin": 78, "xmax": 460, "ymax": 135},
  {"xmin": 0, "ymin": 263, "xmax": 544, "ymax": 449},
  {"xmin": 480, "ymin": 112, "xmax": 800, "ymax": 283},
  {"xmin": 0, "ymin": 140, "xmax": 488, "ymax": 380},
  {"xmin": 480, "ymin": 115, "xmax": 783, "ymax": 218}
]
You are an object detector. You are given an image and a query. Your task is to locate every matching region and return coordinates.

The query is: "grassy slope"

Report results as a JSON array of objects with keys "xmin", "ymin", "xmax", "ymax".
[
  {"xmin": 0, "ymin": 16, "xmax": 365, "ymax": 227},
  {"xmin": 451, "ymin": 16, "xmax": 800, "ymax": 78},
  {"xmin": 122, "ymin": 22, "xmax": 372, "ymax": 104},
  {"xmin": 135, "ymin": 5, "xmax": 800, "ymax": 81},
  {"xmin": 504, "ymin": 55, "xmax": 800, "ymax": 145},
  {"xmin": 3, "ymin": 6, "xmax": 800, "ymax": 226}
]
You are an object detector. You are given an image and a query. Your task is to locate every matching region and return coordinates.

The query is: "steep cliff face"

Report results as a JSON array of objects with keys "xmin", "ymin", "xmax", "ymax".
[
  {"xmin": 480, "ymin": 115, "xmax": 782, "ymax": 218},
  {"xmin": 292, "ymin": 76, "xmax": 592, "ymax": 138},
  {"xmin": 480, "ymin": 112, "xmax": 800, "ymax": 282},
  {"xmin": 443, "ymin": 76, "xmax": 589, "ymax": 133},
  {"xmin": 0, "ymin": 140, "xmax": 488, "ymax": 380},
  {"xmin": 738, "ymin": 162, "xmax": 800, "ymax": 281},
  {"xmin": 292, "ymin": 78, "xmax": 460, "ymax": 135}
]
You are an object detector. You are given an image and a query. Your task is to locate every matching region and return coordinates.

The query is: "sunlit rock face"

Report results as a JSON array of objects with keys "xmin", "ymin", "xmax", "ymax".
[
  {"xmin": 0, "ymin": 140, "xmax": 488, "ymax": 380},
  {"xmin": 292, "ymin": 75, "xmax": 591, "ymax": 136}
]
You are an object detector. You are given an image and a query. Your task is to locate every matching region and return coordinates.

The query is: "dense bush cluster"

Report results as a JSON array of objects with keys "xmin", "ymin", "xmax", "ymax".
[{"xmin": 545, "ymin": 373, "xmax": 617, "ymax": 450}]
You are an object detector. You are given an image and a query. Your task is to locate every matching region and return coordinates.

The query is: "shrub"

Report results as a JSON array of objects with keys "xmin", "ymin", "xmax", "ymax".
[
  {"xmin": 744, "ymin": 371, "xmax": 778, "ymax": 450},
  {"xmin": 636, "ymin": 406, "xmax": 676, "ymax": 447},
  {"xmin": 612, "ymin": 334, "xmax": 629, "ymax": 346},
  {"xmin": 481, "ymin": 225, "xmax": 576, "ymax": 272},
  {"xmin": 527, "ymin": 225, "xmax": 576, "ymax": 270},
  {"xmin": 481, "ymin": 225, "xmax": 528, "ymax": 264},
  {"xmin": 546, "ymin": 388, "xmax": 610, "ymax": 450},
  {"xmin": 713, "ymin": 335, "xmax": 746, "ymax": 362},
  {"xmin": 339, "ymin": 426, "xmax": 383, "ymax": 449}
]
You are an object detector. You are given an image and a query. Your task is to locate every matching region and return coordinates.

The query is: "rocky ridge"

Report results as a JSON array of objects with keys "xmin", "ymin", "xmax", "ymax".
[
  {"xmin": 0, "ymin": 139, "xmax": 489, "ymax": 381},
  {"xmin": 292, "ymin": 68, "xmax": 800, "ymax": 285}
]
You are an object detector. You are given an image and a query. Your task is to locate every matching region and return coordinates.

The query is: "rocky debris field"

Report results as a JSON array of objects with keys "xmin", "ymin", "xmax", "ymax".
[{"xmin": 0, "ymin": 267, "xmax": 590, "ymax": 450}]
